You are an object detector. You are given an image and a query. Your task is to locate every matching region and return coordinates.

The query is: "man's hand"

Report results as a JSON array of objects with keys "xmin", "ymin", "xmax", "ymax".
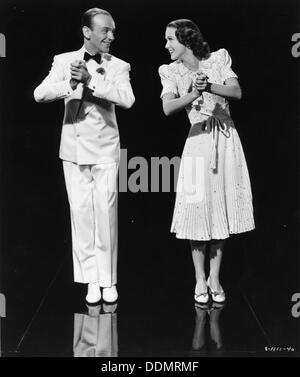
[{"xmin": 70, "ymin": 60, "xmax": 91, "ymax": 86}]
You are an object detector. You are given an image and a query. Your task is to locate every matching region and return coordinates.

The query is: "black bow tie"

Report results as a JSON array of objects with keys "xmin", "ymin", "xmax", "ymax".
[{"xmin": 83, "ymin": 52, "xmax": 101, "ymax": 64}]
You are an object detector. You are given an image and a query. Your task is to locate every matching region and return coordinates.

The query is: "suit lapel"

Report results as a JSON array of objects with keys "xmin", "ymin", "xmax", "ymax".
[
  {"xmin": 71, "ymin": 49, "xmax": 114, "ymax": 120},
  {"xmin": 72, "ymin": 47, "xmax": 89, "ymax": 118}
]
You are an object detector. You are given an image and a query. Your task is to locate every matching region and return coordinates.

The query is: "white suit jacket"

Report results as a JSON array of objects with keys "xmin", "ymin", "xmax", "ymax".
[{"xmin": 34, "ymin": 46, "xmax": 135, "ymax": 165}]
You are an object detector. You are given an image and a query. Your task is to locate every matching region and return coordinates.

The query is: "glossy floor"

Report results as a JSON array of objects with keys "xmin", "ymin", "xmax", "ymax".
[{"xmin": 1, "ymin": 206, "xmax": 299, "ymax": 357}]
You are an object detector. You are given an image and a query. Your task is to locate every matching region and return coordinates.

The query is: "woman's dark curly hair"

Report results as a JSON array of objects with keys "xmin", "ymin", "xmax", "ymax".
[{"xmin": 167, "ymin": 19, "xmax": 210, "ymax": 60}]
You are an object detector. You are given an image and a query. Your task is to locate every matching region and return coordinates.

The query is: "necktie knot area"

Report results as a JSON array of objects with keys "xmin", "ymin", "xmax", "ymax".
[{"xmin": 84, "ymin": 52, "xmax": 101, "ymax": 64}]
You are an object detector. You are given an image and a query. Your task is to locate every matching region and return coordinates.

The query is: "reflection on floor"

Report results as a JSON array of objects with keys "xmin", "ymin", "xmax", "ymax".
[
  {"xmin": 74, "ymin": 303, "xmax": 118, "ymax": 357},
  {"xmin": 191, "ymin": 302, "xmax": 225, "ymax": 357},
  {"xmin": 1, "ymin": 219, "xmax": 300, "ymax": 357}
]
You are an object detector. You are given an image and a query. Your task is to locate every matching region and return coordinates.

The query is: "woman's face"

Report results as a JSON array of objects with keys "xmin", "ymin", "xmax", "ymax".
[{"xmin": 165, "ymin": 27, "xmax": 187, "ymax": 60}]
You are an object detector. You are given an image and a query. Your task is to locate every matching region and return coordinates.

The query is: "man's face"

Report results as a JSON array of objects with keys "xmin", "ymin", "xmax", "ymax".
[
  {"xmin": 84, "ymin": 14, "xmax": 115, "ymax": 54},
  {"xmin": 165, "ymin": 27, "xmax": 186, "ymax": 60}
]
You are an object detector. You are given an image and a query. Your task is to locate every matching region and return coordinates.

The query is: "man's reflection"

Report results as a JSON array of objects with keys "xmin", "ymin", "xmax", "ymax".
[
  {"xmin": 191, "ymin": 302, "xmax": 225, "ymax": 356},
  {"xmin": 73, "ymin": 303, "xmax": 118, "ymax": 357}
]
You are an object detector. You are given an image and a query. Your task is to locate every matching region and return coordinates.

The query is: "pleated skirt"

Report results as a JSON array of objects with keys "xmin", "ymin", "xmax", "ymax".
[{"xmin": 171, "ymin": 117, "xmax": 255, "ymax": 241}]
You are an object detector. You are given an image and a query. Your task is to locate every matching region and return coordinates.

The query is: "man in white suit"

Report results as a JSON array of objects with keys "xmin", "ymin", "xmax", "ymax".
[{"xmin": 34, "ymin": 8, "xmax": 135, "ymax": 304}]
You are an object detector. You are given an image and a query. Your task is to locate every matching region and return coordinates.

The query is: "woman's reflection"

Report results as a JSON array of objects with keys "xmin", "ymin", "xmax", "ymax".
[
  {"xmin": 191, "ymin": 302, "xmax": 225, "ymax": 356},
  {"xmin": 73, "ymin": 303, "xmax": 118, "ymax": 357}
]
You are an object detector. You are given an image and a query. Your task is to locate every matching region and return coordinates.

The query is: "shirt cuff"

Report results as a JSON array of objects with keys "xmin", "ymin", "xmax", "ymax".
[
  {"xmin": 87, "ymin": 73, "xmax": 103, "ymax": 92},
  {"xmin": 57, "ymin": 80, "xmax": 73, "ymax": 99}
]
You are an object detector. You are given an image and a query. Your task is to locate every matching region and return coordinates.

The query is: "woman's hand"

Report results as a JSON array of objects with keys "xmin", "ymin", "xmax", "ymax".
[{"xmin": 194, "ymin": 72, "xmax": 208, "ymax": 92}]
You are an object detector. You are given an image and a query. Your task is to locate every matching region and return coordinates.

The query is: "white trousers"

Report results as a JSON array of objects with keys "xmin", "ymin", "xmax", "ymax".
[{"xmin": 63, "ymin": 161, "xmax": 118, "ymax": 287}]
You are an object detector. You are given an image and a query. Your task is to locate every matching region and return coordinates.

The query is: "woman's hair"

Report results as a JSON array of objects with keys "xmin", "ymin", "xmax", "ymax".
[
  {"xmin": 167, "ymin": 19, "xmax": 210, "ymax": 59},
  {"xmin": 81, "ymin": 8, "xmax": 112, "ymax": 29}
]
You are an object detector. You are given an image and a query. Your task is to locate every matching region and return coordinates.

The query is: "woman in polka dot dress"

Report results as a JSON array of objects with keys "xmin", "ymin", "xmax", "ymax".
[{"xmin": 158, "ymin": 19, "xmax": 255, "ymax": 305}]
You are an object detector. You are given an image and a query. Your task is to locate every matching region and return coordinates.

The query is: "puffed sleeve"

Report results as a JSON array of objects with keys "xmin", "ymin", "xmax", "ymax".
[
  {"xmin": 220, "ymin": 48, "xmax": 238, "ymax": 83},
  {"xmin": 158, "ymin": 64, "xmax": 178, "ymax": 98}
]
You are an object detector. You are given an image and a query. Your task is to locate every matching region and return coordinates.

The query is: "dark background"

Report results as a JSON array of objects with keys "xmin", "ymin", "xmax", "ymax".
[{"xmin": 0, "ymin": 0, "xmax": 299, "ymax": 356}]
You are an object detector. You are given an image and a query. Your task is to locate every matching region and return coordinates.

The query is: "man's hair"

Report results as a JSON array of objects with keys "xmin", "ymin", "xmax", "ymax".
[{"xmin": 81, "ymin": 8, "xmax": 112, "ymax": 29}]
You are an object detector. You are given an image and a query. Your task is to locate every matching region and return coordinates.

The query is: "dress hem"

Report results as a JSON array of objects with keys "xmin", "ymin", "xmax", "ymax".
[{"xmin": 171, "ymin": 226, "xmax": 255, "ymax": 241}]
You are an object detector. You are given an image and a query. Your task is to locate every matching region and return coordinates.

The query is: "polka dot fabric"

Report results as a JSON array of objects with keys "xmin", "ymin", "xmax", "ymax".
[{"xmin": 159, "ymin": 49, "xmax": 255, "ymax": 240}]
